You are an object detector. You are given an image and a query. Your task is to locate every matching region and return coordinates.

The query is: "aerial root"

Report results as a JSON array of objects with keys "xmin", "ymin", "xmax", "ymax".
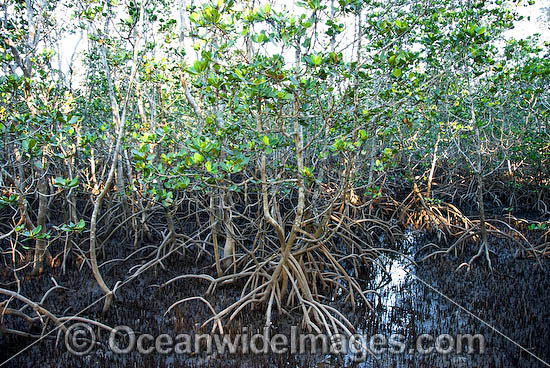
[
  {"xmin": 399, "ymin": 186, "xmax": 473, "ymax": 240},
  {"xmin": 0, "ymin": 287, "xmax": 115, "ymax": 349},
  {"xmin": 401, "ymin": 186, "xmax": 544, "ymax": 270},
  {"xmin": 163, "ymin": 238, "xmax": 378, "ymax": 356},
  {"xmin": 456, "ymin": 240, "xmax": 492, "ymax": 273}
]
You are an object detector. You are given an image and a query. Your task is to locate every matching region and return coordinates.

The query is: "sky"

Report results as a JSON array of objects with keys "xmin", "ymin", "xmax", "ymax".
[
  {"xmin": 56, "ymin": 0, "xmax": 550, "ymax": 84},
  {"xmin": 506, "ymin": 0, "xmax": 550, "ymax": 41}
]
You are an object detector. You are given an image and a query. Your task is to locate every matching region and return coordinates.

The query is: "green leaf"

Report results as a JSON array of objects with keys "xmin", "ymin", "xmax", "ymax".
[
  {"xmin": 76, "ymin": 219, "xmax": 85, "ymax": 230},
  {"xmin": 205, "ymin": 161, "xmax": 213, "ymax": 173},
  {"xmin": 68, "ymin": 178, "xmax": 79, "ymax": 188},
  {"xmin": 189, "ymin": 12, "xmax": 200, "ymax": 23},
  {"xmin": 192, "ymin": 152, "xmax": 204, "ymax": 165},
  {"xmin": 392, "ymin": 68, "xmax": 402, "ymax": 78},
  {"xmin": 133, "ymin": 149, "xmax": 146, "ymax": 161},
  {"xmin": 277, "ymin": 91, "xmax": 293, "ymax": 100},
  {"xmin": 234, "ymin": 68, "xmax": 244, "ymax": 80},
  {"xmin": 33, "ymin": 225, "xmax": 42, "ymax": 235},
  {"xmin": 252, "ymin": 32, "xmax": 268, "ymax": 43},
  {"xmin": 263, "ymin": 135, "xmax": 270, "ymax": 146},
  {"xmin": 179, "ymin": 177, "xmax": 191, "ymax": 189},
  {"xmin": 54, "ymin": 177, "xmax": 66, "ymax": 187},
  {"xmin": 0, "ymin": 194, "xmax": 18, "ymax": 208},
  {"xmin": 194, "ymin": 59, "xmax": 207, "ymax": 72},
  {"xmin": 310, "ymin": 54, "xmax": 323, "ymax": 66},
  {"xmin": 68, "ymin": 115, "xmax": 79, "ymax": 125}
]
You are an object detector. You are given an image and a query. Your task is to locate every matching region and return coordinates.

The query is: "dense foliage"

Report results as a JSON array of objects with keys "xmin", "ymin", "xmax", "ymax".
[{"xmin": 1, "ymin": 0, "xmax": 549, "ymax": 347}]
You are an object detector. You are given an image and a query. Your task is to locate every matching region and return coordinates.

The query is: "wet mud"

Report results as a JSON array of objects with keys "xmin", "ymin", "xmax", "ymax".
[{"xmin": 1, "ymin": 231, "xmax": 549, "ymax": 367}]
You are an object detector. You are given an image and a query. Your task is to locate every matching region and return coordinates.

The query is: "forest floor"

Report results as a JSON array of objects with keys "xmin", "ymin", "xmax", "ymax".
[{"xmin": 1, "ymin": 228, "xmax": 549, "ymax": 367}]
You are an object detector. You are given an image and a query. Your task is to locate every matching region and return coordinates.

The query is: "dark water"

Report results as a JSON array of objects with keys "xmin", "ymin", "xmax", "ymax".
[
  {"xmin": 350, "ymin": 231, "xmax": 550, "ymax": 367},
  {"xmin": 1, "ymin": 231, "xmax": 549, "ymax": 367}
]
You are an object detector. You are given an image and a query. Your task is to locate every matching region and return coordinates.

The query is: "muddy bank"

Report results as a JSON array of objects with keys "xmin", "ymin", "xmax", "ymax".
[{"xmin": 1, "ymin": 231, "xmax": 549, "ymax": 367}]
